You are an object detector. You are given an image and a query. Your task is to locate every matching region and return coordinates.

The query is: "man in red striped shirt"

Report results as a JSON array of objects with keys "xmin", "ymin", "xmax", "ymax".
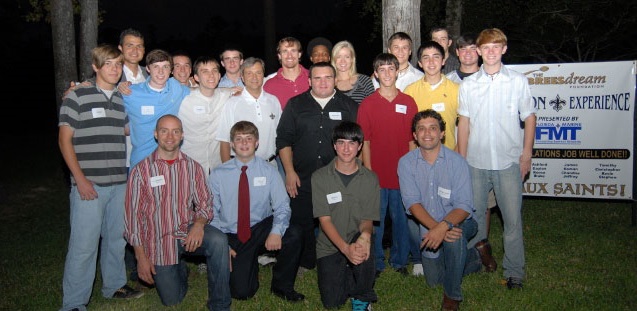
[{"xmin": 124, "ymin": 114, "xmax": 231, "ymax": 310}]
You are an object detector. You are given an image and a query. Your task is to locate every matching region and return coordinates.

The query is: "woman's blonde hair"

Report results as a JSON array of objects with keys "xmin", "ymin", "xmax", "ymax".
[{"xmin": 330, "ymin": 40, "xmax": 358, "ymax": 77}]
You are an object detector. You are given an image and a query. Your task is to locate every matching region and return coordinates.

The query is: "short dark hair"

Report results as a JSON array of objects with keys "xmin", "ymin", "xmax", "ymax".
[
  {"xmin": 388, "ymin": 32, "xmax": 412, "ymax": 46},
  {"xmin": 309, "ymin": 61, "xmax": 336, "ymax": 78},
  {"xmin": 306, "ymin": 37, "xmax": 333, "ymax": 58},
  {"xmin": 412, "ymin": 109, "xmax": 446, "ymax": 134},
  {"xmin": 192, "ymin": 55, "xmax": 220, "ymax": 75},
  {"xmin": 455, "ymin": 33, "xmax": 477, "ymax": 49},
  {"xmin": 373, "ymin": 53, "xmax": 399, "ymax": 72},
  {"xmin": 417, "ymin": 40, "xmax": 446, "ymax": 60},
  {"xmin": 119, "ymin": 28, "xmax": 144, "ymax": 46},
  {"xmin": 171, "ymin": 50, "xmax": 192, "ymax": 62},
  {"xmin": 429, "ymin": 27, "xmax": 450, "ymax": 38},
  {"xmin": 332, "ymin": 121, "xmax": 364, "ymax": 144},
  {"xmin": 219, "ymin": 46, "xmax": 244, "ymax": 62}
]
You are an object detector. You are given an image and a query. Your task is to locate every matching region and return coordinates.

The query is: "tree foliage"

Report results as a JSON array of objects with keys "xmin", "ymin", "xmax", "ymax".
[
  {"xmin": 361, "ymin": 0, "xmax": 637, "ymax": 64},
  {"xmin": 462, "ymin": 0, "xmax": 637, "ymax": 63}
]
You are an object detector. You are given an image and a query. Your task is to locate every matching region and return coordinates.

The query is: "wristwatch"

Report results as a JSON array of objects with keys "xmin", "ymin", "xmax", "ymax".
[{"xmin": 443, "ymin": 220, "xmax": 454, "ymax": 231}]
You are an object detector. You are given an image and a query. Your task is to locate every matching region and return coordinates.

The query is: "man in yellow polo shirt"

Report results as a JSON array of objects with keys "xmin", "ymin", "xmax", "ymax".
[{"xmin": 404, "ymin": 41, "xmax": 459, "ymax": 150}]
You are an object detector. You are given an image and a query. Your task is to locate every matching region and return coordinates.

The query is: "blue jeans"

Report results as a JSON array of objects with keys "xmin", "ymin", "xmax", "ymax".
[
  {"xmin": 373, "ymin": 188, "xmax": 409, "ymax": 271},
  {"xmin": 61, "ymin": 184, "xmax": 127, "ymax": 311},
  {"xmin": 421, "ymin": 218, "xmax": 482, "ymax": 301},
  {"xmin": 468, "ymin": 164, "xmax": 525, "ymax": 279},
  {"xmin": 153, "ymin": 225, "xmax": 231, "ymax": 311},
  {"xmin": 407, "ymin": 215, "xmax": 423, "ymax": 265}
]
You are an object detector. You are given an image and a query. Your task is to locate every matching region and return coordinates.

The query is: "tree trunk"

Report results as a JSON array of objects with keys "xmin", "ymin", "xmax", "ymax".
[
  {"xmin": 79, "ymin": 0, "xmax": 98, "ymax": 81},
  {"xmin": 445, "ymin": 0, "xmax": 463, "ymax": 40},
  {"xmin": 382, "ymin": 0, "xmax": 421, "ymax": 67},
  {"xmin": 51, "ymin": 0, "xmax": 77, "ymax": 111}
]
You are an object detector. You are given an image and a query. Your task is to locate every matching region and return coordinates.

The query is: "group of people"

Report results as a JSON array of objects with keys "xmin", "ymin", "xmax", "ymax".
[{"xmin": 58, "ymin": 25, "xmax": 536, "ymax": 311}]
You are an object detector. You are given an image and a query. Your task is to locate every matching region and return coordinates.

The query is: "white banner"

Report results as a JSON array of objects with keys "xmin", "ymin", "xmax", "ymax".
[{"xmin": 508, "ymin": 61, "xmax": 636, "ymax": 199}]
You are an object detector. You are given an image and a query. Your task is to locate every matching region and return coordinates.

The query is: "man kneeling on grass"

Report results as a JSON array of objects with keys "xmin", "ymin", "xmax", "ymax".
[
  {"xmin": 125, "ymin": 115, "xmax": 231, "ymax": 310},
  {"xmin": 398, "ymin": 110, "xmax": 488, "ymax": 311},
  {"xmin": 312, "ymin": 121, "xmax": 380, "ymax": 310},
  {"xmin": 209, "ymin": 120, "xmax": 305, "ymax": 302}
]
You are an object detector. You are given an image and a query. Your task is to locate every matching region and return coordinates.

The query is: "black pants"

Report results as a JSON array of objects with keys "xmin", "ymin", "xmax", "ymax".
[
  {"xmin": 317, "ymin": 233, "xmax": 377, "ymax": 308},
  {"xmin": 289, "ymin": 189, "xmax": 317, "ymax": 269},
  {"xmin": 226, "ymin": 216, "xmax": 302, "ymax": 299}
]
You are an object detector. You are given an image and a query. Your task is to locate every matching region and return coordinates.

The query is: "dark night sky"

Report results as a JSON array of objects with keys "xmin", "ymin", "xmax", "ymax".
[
  {"xmin": 7, "ymin": 0, "xmax": 363, "ymax": 140},
  {"xmin": 100, "ymin": 0, "xmax": 343, "ymax": 42},
  {"xmin": 97, "ymin": 0, "xmax": 353, "ymax": 71}
]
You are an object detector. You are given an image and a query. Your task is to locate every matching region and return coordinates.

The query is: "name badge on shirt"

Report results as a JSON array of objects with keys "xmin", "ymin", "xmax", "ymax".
[
  {"xmin": 141, "ymin": 106, "xmax": 155, "ymax": 115},
  {"xmin": 91, "ymin": 107, "xmax": 106, "ymax": 118},
  {"xmin": 432, "ymin": 103, "xmax": 445, "ymax": 112},
  {"xmin": 193, "ymin": 105, "xmax": 205, "ymax": 114},
  {"xmin": 329, "ymin": 112, "xmax": 342, "ymax": 120},
  {"xmin": 395, "ymin": 104, "xmax": 407, "ymax": 114},
  {"xmin": 150, "ymin": 175, "xmax": 166, "ymax": 187},
  {"xmin": 253, "ymin": 176, "xmax": 266, "ymax": 187},
  {"xmin": 438, "ymin": 187, "xmax": 451, "ymax": 199},
  {"xmin": 326, "ymin": 191, "xmax": 342, "ymax": 204}
]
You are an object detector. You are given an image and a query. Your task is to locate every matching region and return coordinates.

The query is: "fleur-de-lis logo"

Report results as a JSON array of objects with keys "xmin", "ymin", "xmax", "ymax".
[{"xmin": 549, "ymin": 95, "xmax": 566, "ymax": 112}]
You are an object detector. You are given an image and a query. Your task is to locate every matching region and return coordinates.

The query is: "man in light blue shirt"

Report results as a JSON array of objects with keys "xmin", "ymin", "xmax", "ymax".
[
  {"xmin": 123, "ymin": 49, "xmax": 191, "ymax": 168},
  {"xmin": 398, "ymin": 110, "xmax": 485, "ymax": 311},
  {"xmin": 208, "ymin": 121, "xmax": 305, "ymax": 302}
]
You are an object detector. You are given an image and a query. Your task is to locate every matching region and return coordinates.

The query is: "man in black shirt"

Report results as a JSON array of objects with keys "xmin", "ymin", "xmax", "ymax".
[{"xmin": 276, "ymin": 62, "xmax": 359, "ymax": 273}]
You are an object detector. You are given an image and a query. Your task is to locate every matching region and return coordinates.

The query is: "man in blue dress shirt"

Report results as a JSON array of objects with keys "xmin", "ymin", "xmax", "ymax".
[
  {"xmin": 398, "ymin": 110, "xmax": 486, "ymax": 311},
  {"xmin": 208, "ymin": 121, "xmax": 305, "ymax": 302}
]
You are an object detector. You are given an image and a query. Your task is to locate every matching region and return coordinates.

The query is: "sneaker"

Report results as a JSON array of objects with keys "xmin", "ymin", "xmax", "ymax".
[
  {"xmin": 258, "ymin": 254, "xmax": 277, "ymax": 266},
  {"xmin": 112, "ymin": 284, "xmax": 144, "ymax": 299},
  {"xmin": 412, "ymin": 263, "xmax": 424, "ymax": 276},
  {"xmin": 351, "ymin": 298, "xmax": 372, "ymax": 310},
  {"xmin": 197, "ymin": 263, "xmax": 207, "ymax": 274},
  {"xmin": 506, "ymin": 277, "xmax": 523, "ymax": 289}
]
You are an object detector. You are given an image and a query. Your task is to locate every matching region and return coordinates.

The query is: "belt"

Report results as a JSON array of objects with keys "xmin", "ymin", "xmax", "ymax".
[{"xmin": 267, "ymin": 154, "xmax": 277, "ymax": 162}]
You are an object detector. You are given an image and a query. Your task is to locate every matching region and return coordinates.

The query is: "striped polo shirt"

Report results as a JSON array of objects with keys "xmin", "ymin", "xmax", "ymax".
[{"xmin": 58, "ymin": 85, "xmax": 128, "ymax": 186}]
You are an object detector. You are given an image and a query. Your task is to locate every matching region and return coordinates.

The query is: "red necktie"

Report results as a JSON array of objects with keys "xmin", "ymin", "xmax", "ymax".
[{"xmin": 237, "ymin": 165, "xmax": 251, "ymax": 243}]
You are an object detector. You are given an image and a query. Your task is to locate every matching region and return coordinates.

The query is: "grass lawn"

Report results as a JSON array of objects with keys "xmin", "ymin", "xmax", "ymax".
[{"xmin": 1, "ymin": 133, "xmax": 636, "ymax": 310}]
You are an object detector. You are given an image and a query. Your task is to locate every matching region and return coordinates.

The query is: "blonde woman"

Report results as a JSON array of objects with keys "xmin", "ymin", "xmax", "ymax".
[{"xmin": 331, "ymin": 40, "xmax": 374, "ymax": 104}]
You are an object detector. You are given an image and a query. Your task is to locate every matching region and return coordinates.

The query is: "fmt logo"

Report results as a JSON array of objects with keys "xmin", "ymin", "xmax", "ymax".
[{"xmin": 536, "ymin": 125, "xmax": 581, "ymax": 141}]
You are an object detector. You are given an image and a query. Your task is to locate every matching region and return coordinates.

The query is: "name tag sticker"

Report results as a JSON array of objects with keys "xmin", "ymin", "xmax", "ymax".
[
  {"xmin": 141, "ymin": 106, "xmax": 155, "ymax": 115},
  {"xmin": 432, "ymin": 103, "xmax": 445, "ymax": 112},
  {"xmin": 329, "ymin": 112, "xmax": 342, "ymax": 120},
  {"xmin": 326, "ymin": 192, "xmax": 342, "ymax": 204},
  {"xmin": 438, "ymin": 187, "xmax": 451, "ymax": 199},
  {"xmin": 91, "ymin": 107, "xmax": 106, "ymax": 118},
  {"xmin": 193, "ymin": 105, "xmax": 205, "ymax": 114},
  {"xmin": 253, "ymin": 176, "xmax": 266, "ymax": 186},
  {"xmin": 150, "ymin": 175, "xmax": 166, "ymax": 187},
  {"xmin": 395, "ymin": 104, "xmax": 407, "ymax": 114}
]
